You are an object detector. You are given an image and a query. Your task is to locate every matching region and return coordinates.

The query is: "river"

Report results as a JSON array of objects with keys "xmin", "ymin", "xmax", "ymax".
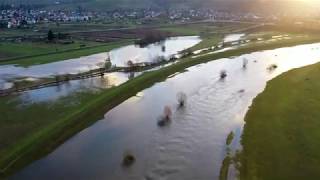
[{"xmin": 10, "ymin": 43, "xmax": 320, "ymax": 180}]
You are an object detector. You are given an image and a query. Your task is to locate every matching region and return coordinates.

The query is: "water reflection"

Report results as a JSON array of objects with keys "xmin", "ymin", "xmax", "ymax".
[
  {"xmin": 17, "ymin": 72, "xmax": 130, "ymax": 103},
  {"xmin": 10, "ymin": 43, "xmax": 320, "ymax": 180},
  {"xmin": 0, "ymin": 53, "xmax": 110, "ymax": 88},
  {"xmin": 109, "ymin": 36, "xmax": 201, "ymax": 67},
  {"xmin": 0, "ymin": 79, "xmax": 13, "ymax": 90},
  {"xmin": 0, "ymin": 36, "xmax": 201, "ymax": 89},
  {"xmin": 223, "ymin": 34, "xmax": 245, "ymax": 43}
]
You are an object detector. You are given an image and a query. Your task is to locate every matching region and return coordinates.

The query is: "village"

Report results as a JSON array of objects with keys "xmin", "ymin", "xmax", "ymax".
[{"xmin": 0, "ymin": 6, "xmax": 280, "ymax": 29}]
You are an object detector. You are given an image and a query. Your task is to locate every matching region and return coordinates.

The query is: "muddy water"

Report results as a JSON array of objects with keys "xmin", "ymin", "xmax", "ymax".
[
  {"xmin": 0, "ymin": 36, "xmax": 200, "ymax": 89},
  {"xmin": 10, "ymin": 43, "xmax": 320, "ymax": 180}
]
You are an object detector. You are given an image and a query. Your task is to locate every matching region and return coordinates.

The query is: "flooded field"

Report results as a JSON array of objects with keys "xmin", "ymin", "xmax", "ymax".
[
  {"xmin": 0, "ymin": 52, "xmax": 109, "ymax": 86},
  {"xmin": 0, "ymin": 36, "xmax": 201, "ymax": 90},
  {"xmin": 223, "ymin": 34, "xmax": 245, "ymax": 42},
  {"xmin": 109, "ymin": 36, "xmax": 201, "ymax": 67},
  {"xmin": 16, "ymin": 72, "xmax": 131, "ymax": 103},
  {"xmin": 10, "ymin": 43, "xmax": 320, "ymax": 180}
]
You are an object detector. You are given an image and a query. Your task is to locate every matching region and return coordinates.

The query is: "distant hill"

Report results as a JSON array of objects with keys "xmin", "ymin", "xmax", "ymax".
[
  {"xmin": 1, "ymin": 0, "xmax": 319, "ymax": 14},
  {"xmin": 1, "ymin": 0, "xmax": 209, "ymax": 9}
]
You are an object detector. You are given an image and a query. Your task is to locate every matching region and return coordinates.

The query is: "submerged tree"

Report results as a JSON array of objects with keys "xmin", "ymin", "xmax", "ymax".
[
  {"xmin": 127, "ymin": 60, "xmax": 134, "ymax": 67},
  {"xmin": 122, "ymin": 152, "xmax": 136, "ymax": 167},
  {"xmin": 242, "ymin": 58, "xmax": 248, "ymax": 69},
  {"xmin": 226, "ymin": 131, "xmax": 235, "ymax": 146},
  {"xmin": 164, "ymin": 106, "xmax": 172, "ymax": 120},
  {"xmin": 128, "ymin": 72, "xmax": 135, "ymax": 79},
  {"xmin": 162, "ymin": 45, "xmax": 166, "ymax": 52},
  {"xmin": 104, "ymin": 60, "xmax": 112, "ymax": 70},
  {"xmin": 100, "ymin": 71, "xmax": 105, "ymax": 77},
  {"xmin": 158, "ymin": 106, "xmax": 172, "ymax": 127},
  {"xmin": 55, "ymin": 75, "xmax": 60, "ymax": 83},
  {"xmin": 220, "ymin": 70, "xmax": 227, "ymax": 79},
  {"xmin": 177, "ymin": 92, "xmax": 187, "ymax": 107},
  {"xmin": 267, "ymin": 64, "xmax": 278, "ymax": 72},
  {"xmin": 64, "ymin": 74, "xmax": 71, "ymax": 81}
]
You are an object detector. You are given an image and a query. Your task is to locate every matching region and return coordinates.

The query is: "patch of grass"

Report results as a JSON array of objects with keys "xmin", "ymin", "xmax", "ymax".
[
  {"xmin": 241, "ymin": 62, "xmax": 320, "ymax": 179},
  {"xmin": 190, "ymin": 34, "xmax": 224, "ymax": 51},
  {"xmin": 158, "ymin": 26, "xmax": 200, "ymax": 36},
  {"xmin": 0, "ymin": 41, "xmax": 102, "ymax": 59},
  {"xmin": 0, "ymin": 35, "xmax": 320, "ymax": 177},
  {"xmin": 158, "ymin": 22, "xmax": 252, "ymax": 37},
  {"xmin": 0, "ymin": 29, "xmax": 39, "ymax": 38},
  {"xmin": 219, "ymin": 155, "xmax": 232, "ymax": 180}
]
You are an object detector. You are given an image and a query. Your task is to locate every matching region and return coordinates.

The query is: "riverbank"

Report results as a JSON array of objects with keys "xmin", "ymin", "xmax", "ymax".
[
  {"xmin": 240, "ymin": 61, "xmax": 320, "ymax": 179},
  {"xmin": 1, "ymin": 36, "xmax": 320, "ymax": 177}
]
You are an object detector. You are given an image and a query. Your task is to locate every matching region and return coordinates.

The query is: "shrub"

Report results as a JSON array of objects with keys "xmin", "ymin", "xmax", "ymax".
[
  {"xmin": 242, "ymin": 58, "xmax": 248, "ymax": 69},
  {"xmin": 122, "ymin": 153, "xmax": 136, "ymax": 167},
  {"xmin": 226, "ymin": 131, "xmax": 235, "ymax": 146},
  {"xmin": 177, "ymin": 92, "xmax": 187, "ymax": 107},
  {"xmin": 220, "ymin": 70, "xmax": 227, "ymax": 79},
  {"xmin": 267, "ymin": 64, "xmax": 278, "ymax": 71},
  {"xmin": 158, "ymin": 106, "xmax": 172, "ymax": 127}
]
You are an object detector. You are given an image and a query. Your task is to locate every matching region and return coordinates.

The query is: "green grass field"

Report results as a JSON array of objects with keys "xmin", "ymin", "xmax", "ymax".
[
  {"xmin": 158, "ymin": 22, "xmax": 252, "ymax": 36},
  {"xmin": 0, "ymin": 22, "xmax": 135, "ymax": 39},
  {"xmin": 1, "ymin": 34, "xmax": 320, "ymax": 177},
  {"xmin": 190, "ymin": 34, "xmax": 224, "ymax": 51},
  {"xmin": 0, "ymin": 41, "xmax": 102, "ymax": 59},
  {"xmin": 240, "ymin": 62, "xmax": 320, "ymax": 180},
  {"xmin": 0, "ymin": 29, "xmax": 39, "ymax": 38}
]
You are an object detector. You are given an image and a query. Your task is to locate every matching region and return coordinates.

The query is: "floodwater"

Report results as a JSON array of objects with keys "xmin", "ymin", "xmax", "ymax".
[
  {"xmin": 0, "ymin": 52, "xmax": 110, "ymax": 90},
  {"xmin": 0, "ymin": 36, "xmax": 200, "ymax": 90},
  {"xmin": 223, "ymin": 34, "xmax": 245, "ymax": 42},
  {"xmin": 16, "ymin": 72, "xmax": 131, "ymax": 103},
  {"xmin": 109, "ymin": 36, "xmax": 201, "ymax": 67},
  {"xmin": 10, "ymin": 43, "xmax": 320, "ymax": 180}
]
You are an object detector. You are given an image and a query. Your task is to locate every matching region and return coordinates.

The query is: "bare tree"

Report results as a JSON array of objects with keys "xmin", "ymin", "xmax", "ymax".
[
  {"xmin": 164, "ymin": 106, "xmax": 172, "ymax": 120},
  {"xmin": 177, "ymin": 92, "xmax": 187, "ymax": 107},
  {"xmin": 267, "ymin": 64, "xmax": 278, "ymax": 72},
  {"xmin": 158, "ymin": 106, "xmax": 172, "ymax": 127},
  {"xmin": 122, "ymin": 152, "xmax": 136, "ymax": 167},
  {"xmin": 242, "ymin": 58, "xmax": 248, "ymax": 69},
  {"xmin": 220, "ymin": 70, "xmax": 227, "ymax": 79}
]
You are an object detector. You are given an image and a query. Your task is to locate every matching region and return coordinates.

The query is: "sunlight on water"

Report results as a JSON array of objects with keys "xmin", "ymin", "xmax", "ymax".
[{"xmin": 16, "ymin": 72, "xmax": 130, "ymax": 103}]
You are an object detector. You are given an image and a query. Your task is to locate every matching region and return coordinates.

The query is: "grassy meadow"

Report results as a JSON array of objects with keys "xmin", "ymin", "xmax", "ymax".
[{"xmin": 241, "ymin": 61, "xmax": 320, "ymax": 180}]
